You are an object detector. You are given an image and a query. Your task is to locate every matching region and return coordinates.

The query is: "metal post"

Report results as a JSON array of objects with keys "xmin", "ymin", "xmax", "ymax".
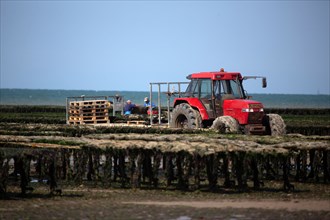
[
  {"xmin": 66, "ymin": 98, "xmax": 69, "ymax": 124},
  {"xmin": 112, "ymin": 96, "xmax": 115, "ymax": 117},
  {"xmin": 122, "ymin": 97, "xmax": 124, "ymax": 115},
  {"xmin": 150, "ymin": 83, "xmax": 153, "ymax": 125},
  {"xmin": 167, "ymin": 83, "xmax": 171, "ymax": 127},
  {"xmin": 158, "ymin": 84, "xmax": 161, "ymax": 125}
]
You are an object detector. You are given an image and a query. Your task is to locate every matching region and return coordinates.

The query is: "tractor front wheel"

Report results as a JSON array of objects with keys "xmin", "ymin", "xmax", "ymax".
[
  {"xmin": 263, "ymin": 114, "xmax": 286, "ymax": 136},
  {"xmin": 211, "ymin": 116, "xmax": 239, "ymax": 134},
  {"xmin": 170, "ymin": 103, "xmax": 202, "ymax": 129}
]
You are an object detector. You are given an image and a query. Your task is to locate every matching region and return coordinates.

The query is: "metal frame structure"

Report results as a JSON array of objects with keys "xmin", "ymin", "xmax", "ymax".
[{"xmin": 149, "ymin": 82, "xmax": 189, "ymax": 126}]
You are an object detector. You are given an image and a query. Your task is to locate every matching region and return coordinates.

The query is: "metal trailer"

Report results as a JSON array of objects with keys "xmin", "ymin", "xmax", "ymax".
[{"xmin": 149, "ymin": 82, "xmax": 189, "ymax": 126}]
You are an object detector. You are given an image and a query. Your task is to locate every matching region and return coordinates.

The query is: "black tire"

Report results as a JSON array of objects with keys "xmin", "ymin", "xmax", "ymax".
[
  {"xmin": 211, "ymin": 116, "xmax": 239, "ymax": 134},
  {"xmin": 170, "ymin": 103, "xmax": 202, "ymax": 129},
  {"xmin": 264, "ymin": 114, "xmax": 286, "ymax": 136}
]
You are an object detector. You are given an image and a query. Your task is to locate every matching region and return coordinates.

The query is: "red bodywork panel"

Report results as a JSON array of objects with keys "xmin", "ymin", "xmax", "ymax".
[
  {"xmin": 223, "ymin": 99, "xmax": 264, "ymax": 125},
  {"xmin": 173, "ymin": 98, "xmax": 264, "ymax": 124},
  {"xmin": 173, "ymin": 98, "xmax": 210, "ymax": 120},
  {"xmin": 189, "ymin": 72, "xmax": 242, "ymax": 80}
]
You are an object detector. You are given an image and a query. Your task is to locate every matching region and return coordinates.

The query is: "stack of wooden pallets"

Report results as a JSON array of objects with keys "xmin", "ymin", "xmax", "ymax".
[{"xmin": 68, "ymin": 100, "xmax": 111, "ymax": 125}]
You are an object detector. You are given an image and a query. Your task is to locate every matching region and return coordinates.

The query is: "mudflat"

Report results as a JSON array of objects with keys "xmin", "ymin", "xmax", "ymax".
[{"xmin": 1, "ymin": 182, "xmax": 329, "ymax": 220}]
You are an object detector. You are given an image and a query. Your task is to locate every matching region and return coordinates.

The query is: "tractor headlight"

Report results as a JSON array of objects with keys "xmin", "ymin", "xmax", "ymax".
[
  {"xmin": 242, "ymin": 108, "xmax": 263, "ymax": 112},
  {"xmin": 242, "ymin": 108, "xmax": 254, "ymax": 112},
  {"xmin": 242, "ymin": 103, "xmax": 264, "ymax": 113}
]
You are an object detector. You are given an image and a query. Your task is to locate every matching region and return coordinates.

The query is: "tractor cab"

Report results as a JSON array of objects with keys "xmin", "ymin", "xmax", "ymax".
[{"xmin": 183, "ymin": 70, "xmax": 247, "ymax": 121}]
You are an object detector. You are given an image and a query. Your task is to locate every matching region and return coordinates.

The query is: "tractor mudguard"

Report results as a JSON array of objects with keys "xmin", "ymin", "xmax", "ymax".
[{"xmin": 173, "ymin": 98, "xmax": 209, "ymax": 120}]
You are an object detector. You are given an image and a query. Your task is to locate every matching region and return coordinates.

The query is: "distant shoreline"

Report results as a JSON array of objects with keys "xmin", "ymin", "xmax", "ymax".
[
  {"xmin": 0, "ymin": 104, "xmax": 330, "ymax": 109},
  {"xmin": 1, "ymin": 88, "xmax": 330, "ymax": 96},
  {"xmin": 1, "ymin": 88, "xmax": 329, "ymax": 108}
]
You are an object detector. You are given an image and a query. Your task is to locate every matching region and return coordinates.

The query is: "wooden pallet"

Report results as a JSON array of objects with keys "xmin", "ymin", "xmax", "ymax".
[
  {"xmin": 69, "ymin": 108, "xmax": 109, "ymax": 112},
  {"xmin": 68, "ymin": 119, "xmax": 110, "ymax": 125},
  {"xmin": 127, "ymin": 120, "xmax": 146, "ymax": 125},
  {"xmin": 69, "ymin": 111, "xmax": 109, "ymax": 117},
  {"xmin": 68, "ymin": 100, "xmax": 111, "ymax": 125},
  {"xmin": 69, "ymin": 116, "xmax": 109, "ymax": 121},
  {"xmin": 70, "ymin": 100, "xmax": 110, "ymax": 107},
  {"xmin": 84, "ymin": 119, "xmax": 109, "ymax": 124},
  {"xmin": 68, "ymin": 120, "xmax": 83, "ymax": 125}
]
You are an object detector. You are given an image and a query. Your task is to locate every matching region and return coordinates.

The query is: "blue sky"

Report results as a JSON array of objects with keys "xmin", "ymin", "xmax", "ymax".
[{"xmin": 1, "ymin": 0, "xmax": 329, "ymax": 94}]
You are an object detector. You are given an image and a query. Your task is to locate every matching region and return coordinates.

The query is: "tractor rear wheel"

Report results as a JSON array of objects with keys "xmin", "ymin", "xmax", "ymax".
[
  {"xmin": 264, "ymin": 114, "xmax": 286, "ymax": 136},
  {"xmin": 170, "ymin": 103, "xmax": 202, "ymax": 129},
  {"xmin": 211, "ymin": 116, "xmax": 239, "ymax": 134}
]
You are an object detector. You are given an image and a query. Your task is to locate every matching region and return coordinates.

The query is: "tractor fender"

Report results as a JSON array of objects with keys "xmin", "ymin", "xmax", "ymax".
[{"xmin": 173, "ymin": 98, "xmax": 209, "ymax": 120}]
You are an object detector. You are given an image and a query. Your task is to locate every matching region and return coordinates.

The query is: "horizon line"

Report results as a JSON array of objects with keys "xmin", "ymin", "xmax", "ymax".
[{"xmin": 1, "ymin": 87, "xmax": 329, "ymax": 96}]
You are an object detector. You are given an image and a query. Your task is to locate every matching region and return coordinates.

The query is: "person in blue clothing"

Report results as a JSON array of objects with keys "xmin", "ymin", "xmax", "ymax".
[
  {"xmin": 143, "ymin": 97, "xmax": 158, "ymax": 115},
  {"xmin": 143, "ymin": 97, "xmax": 156, "ymax": 108},
  {"xmin": 123, "ymin": 100, "xmax": 136, "ymax": 115}
]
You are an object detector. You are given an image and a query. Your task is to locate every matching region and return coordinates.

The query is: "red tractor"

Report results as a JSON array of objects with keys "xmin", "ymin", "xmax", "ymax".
[{"xmin": 170, "ymin": 68, "xmax": 286, "ymax": 135}]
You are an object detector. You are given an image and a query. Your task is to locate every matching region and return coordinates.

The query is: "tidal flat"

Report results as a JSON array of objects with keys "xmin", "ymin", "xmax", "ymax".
[{"xmin": 0, "ymin": 106, "xmax": 329, "ymax": 219}]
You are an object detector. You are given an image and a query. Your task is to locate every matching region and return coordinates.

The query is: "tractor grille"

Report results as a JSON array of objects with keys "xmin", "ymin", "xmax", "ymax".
[{"xmin": 248, "ymin": 112, "xmax": 264, "ymax": 124}]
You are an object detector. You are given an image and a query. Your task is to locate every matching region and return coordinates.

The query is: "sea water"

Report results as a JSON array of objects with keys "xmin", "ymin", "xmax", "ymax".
[{"xmin": 0, "ymin": 89, "xmax": 329, "ymax": 108}]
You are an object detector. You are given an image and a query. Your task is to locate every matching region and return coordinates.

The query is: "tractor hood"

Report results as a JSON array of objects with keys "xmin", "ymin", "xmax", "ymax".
[{"xmin": 223, "ymin": 99, "xmax": 264, "ymax": 125}]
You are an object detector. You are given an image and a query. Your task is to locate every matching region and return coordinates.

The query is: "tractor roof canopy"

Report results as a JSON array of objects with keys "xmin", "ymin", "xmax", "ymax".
[{"xmin": 187, "ymin": 70, "xmax": 243, "ymax": 81}]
